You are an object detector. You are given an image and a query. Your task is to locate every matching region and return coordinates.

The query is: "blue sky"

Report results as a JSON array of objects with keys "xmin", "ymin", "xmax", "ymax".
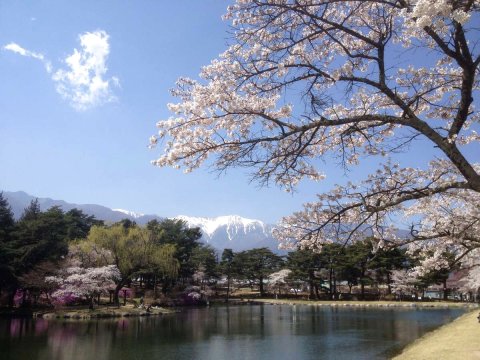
[{"xmin": 0, "ymin": 1, "xmax": 477, "ymax": 224}]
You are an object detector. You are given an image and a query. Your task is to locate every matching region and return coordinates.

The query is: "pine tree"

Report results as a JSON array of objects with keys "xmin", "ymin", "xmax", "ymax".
[
  {"xmin": 20, "ymin": 199, "xmax": 41, "ymax": 222},
  {"xmin": 0, "ymin": 192, "xmax": 18, "ymax": 306},
  {"xmin": 0, "ymin": 192, "xmax": 15, "ymax": 242}
]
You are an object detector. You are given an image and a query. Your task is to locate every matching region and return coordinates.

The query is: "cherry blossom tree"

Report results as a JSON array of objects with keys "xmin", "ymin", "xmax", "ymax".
[
  {"xmin": 151, "ymin": 1, "xmax": 479, "ymax": 277},
  {"xmin": 459, "ymin": 262, "xmax": 480, "ymax": 297},
  {"xmin": 390, "ymin": 269, "xmax": 420, "ymax": 295},
  {"xmin": 268, "ymin": 269, "xmax": 292, "ymax": 296},
  {"xmin": 46, "ymin": 265, "xmax": 120, "ymax": 309}
]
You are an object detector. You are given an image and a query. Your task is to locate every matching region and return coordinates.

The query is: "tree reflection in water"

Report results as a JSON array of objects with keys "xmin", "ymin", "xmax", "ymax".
[{"xmin": 0, "ymin": 305, "xmax": 465, "ymax": 360}]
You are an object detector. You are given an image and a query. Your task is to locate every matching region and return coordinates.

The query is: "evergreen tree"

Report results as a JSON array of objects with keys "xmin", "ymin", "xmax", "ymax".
[
  {"xmin": 341, "ymin": 240, "xmax": 375, "ymax": 300},
  {"xmin": 318, "ymin": 243, "xmax": 345, "ymax": 300},
  {"xmin": 16, "ymin": 206, "xmax": 69, "ymax": 272},
  {"xmin": 220, "ymin": 248, "xmax": 235, "ymax": 301},
  {"xmin": 64, "ymin": 208, "xmax": 103, "ymax": 241},
  {"xmin": 369, "ymin": 246, "xmax": 407, "ymax": 295},
  {"xmin": 20, "ymin": 199, "xmax": 41, "ymax": 222},
  {"xmin": 286, "ymin": 249, "xmax": 322, "ymax": 299},
  {"xmin": 148, "ymin": 219, "xmax": 202, "ymax": 283},
  {"xmin": 0, "ymin": 193, "xmax": 17, "ymax": 306},
  {"xmin": 234, "ymin": 248, "xmax": 283, "ymax": 296},
  {"xmin": 117, "ymin": 218, "xmax": 137, "ymax": 229},
  {"xmin": 0, "ymin": 192, "xmax": 15, "ymax": 241},
  {"xmin": 191, "ymin": 244, "xmax": 218, "ymax": 282}
]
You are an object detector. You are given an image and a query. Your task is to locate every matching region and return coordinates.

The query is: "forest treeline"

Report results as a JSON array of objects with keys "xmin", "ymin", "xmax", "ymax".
[{"xmin": 0, "ymin": 193, "xmax": 463, "ymax": 309}]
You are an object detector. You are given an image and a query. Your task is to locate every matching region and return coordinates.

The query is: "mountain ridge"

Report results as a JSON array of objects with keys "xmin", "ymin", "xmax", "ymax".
[
  {"xmin": 175, "ymin": 214, "xmax": 279, "ymax": 251},
  {"xmin": 2, "ymin": 190, "xmax": 282, "ymax": 252}
]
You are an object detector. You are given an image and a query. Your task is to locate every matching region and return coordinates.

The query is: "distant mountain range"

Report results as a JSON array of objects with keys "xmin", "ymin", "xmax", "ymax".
[
  {"xmin": 3, "ymin": 190, "xmax": 163, "ymax": 224},
  {"xmin": 2, "ymin": 190, "xmax": 283, "ymax": 252}
]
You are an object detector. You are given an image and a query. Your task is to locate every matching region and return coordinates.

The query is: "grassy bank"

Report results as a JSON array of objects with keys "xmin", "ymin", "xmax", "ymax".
[
  {"xmin": 393, "ymin": 309, "xmax": 480, "ymax": 360},
  {"xmin": 252, "ymin": 298, "xmax": 478, "ymax": 309}
]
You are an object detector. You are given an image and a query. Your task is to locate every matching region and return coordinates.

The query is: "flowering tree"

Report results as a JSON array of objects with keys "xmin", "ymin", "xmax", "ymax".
[
  {"xmin": 151, "ymin": 1, "xmax": 479, "ymax": 276},
  {"xmin": 460, "ymin": 264, "xmax": 480, "ymax": 296},
  {"xmin": 46, "ymin": 265, "xmax": 120, "ymax": 309},
  {"xmin": 268, "ymin": 269, "xmax": 292, "ymax": 295},
  {"xmin": 183, "ymin": 285, "xmax": 214, "ymax": 304},
  {"xmin": 391, "ymin": 269, "xmax": 420, "ymax": 296}
]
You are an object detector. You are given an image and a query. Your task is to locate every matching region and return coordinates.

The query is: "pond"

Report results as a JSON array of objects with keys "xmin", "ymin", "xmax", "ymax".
[{"xmin": 0, "ymin": 304, "xmax": 465, "ymax": 360}]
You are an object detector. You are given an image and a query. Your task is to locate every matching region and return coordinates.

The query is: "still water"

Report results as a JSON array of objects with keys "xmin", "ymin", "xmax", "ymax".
[{"xmin": 0, "ymin": 304, "xmax": 464, "ymax": 360}]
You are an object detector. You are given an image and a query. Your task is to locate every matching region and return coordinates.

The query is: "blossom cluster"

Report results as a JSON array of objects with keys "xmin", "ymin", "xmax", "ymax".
[
  {"xmin": 46, "ymin": 265, "xmax": 120, "ymax": 304},
  {"xmin": 151, "ymin": 1, "xmax": 479, "ymax": 286}
]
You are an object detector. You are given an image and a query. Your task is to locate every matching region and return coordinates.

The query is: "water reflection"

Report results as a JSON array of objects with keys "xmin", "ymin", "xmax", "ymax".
[{"xmin": 0, "ymin": 305, "xmax": 464, "ymax": 360}]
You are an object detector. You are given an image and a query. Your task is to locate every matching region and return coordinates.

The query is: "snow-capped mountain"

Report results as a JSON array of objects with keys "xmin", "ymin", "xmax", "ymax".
[
  {"xmin": 112, "ymin": 208, "xmax": 145, "ymax": 219},
  {"xmin": 176, "ymin": 215, "xmax": 267, "ymax": 240},
  {"xmin": 2, "ymin": 190, "xmax": 282, "ymax": 252},
  {"xmin": 175, "ymin": 215, "xmax": 281, "ymax": 252}
]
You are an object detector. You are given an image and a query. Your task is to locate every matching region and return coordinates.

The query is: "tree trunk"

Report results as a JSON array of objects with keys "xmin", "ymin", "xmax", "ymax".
[
  {"xmin": 259, "ymin": 276, "xmax": 264, "ymax": 296},
  {"xmin": 329, "ymin": 267, "xmax": 333, "ymax": 300},
  {"xmin": 123, "ymin": 290, "xmax": 127, "ymax": 306},
  {"xmin": 360, "ymin": 268, "xmax": 366, "ymax": 300},
  {"xmin": 162, "ymin": 279, "xmax": 170, "ymax": 295},
  {"xmin": 21, "ymin": 289, "xmax": 27, "ymax": 307},
  {"xmin": 386, "ymin": 272, "xmax": 392, "ymax": 295},
  {"xmin": 443, "ymin": 278, "xmax": 448, "ymax": 301},
  {"xmin": 226, "ymin": 276, "xmax": 230, "ymax": 302},
  {"xmin": 33, "ymin": 292, "xmax": 40, "ymax": 307},
  {"xmin": 114, "ymin": 282, "xmax": 126, "ymax": 307},
  {"xmin": 333, "ymin": 271, "xmax": 337, "ymax": 300},
  {"xmin": 153, "ymin": 275, "xmax": 157, "ymax": 299},
  {"xmin": 8, "ymin": 288, "xmax": 16, "ymax": 308},
  {"xmin": 308, "ymin": 270, "xmax": 316, "ymax": 299},
  {"xmin": 309, "ymin": 279, "xmax": 315, "ymax": 299}
]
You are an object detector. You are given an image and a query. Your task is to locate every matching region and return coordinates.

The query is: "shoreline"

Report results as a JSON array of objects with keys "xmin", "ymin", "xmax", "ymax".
[
  {"xmin": 393, "ymin": 309, "xmax": 480, "ymax": 360},
  {"xmin": 2, "ymin": 298, "xmax": 477, "ymax": 319},
  {"xmin": 251, "ymin": 299, "xmax": 479, "ymax": 359},
  {"xmin": 250, "ymin": 298, "xmax": 479, "ymax": 309},
  {"xmin": 0, "ymin": 305, "xmax": 175, "ymax": 320}
]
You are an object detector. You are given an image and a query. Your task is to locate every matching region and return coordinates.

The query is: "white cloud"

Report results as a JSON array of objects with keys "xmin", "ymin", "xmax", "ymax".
[
  {"xmin": 3, "ymin": 42, "xmax": 52, "ymax": 72},
  {"xmin": 3, "ymin": 30, "xmax": 118, "ymax": 111},
  {"xmin": 52, "ymin": 30, "xmax": 119, "ymax": 111}
]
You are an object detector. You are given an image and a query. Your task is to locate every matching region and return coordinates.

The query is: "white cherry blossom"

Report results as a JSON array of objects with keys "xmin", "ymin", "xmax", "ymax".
[{"xmin": 151, "ymin": 1, "xmax": 480, "ymax": 283}]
